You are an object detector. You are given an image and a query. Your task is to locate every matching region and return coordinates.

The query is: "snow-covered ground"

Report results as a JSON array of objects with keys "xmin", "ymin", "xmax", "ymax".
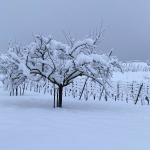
[
  {"xmin": 112, "ymin": 71, "xmax": 150, "ymax": 82},
  {"xmin": 0, "ymin": 81, "xmax": 150, "ymax": 150}
]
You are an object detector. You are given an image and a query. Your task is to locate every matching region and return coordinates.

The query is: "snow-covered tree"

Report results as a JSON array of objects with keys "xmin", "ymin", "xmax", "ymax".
[
  {"xmin": 0, "ymin": 42, "xmax": 28, "ymax": 91},
  {"xmin": 0, "ymin": 26, "xmax": 122, "ymax": 107}
]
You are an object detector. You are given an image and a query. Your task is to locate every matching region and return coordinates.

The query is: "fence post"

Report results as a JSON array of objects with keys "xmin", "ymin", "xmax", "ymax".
[
  {"xmin": 65, "ymin": 87, "xmax": 66, "ymax": 97},
  {"xmin": 53, "ymin": 84, "xmax": 55, "ymax": 108},
  {"xmin": 126, "ymin": 97, "xmax": 128, "ymax": 103},
  {"xmin": 117, "ymin": 82, "xmax": 119, "ymax": 100},
  {"xmin": 57, "ymin": 88, "xmax": 59, "ymax": 107},
  {"xmin": 12, "ymin": 89, "xmax": 14, "ymax": 96},
  {"xmin": 135, "ymin": 83, "xmax": 143, "ymax": 104},
  {"xmin": 79, "ymin": 77, "xmax": 89, "ymax": 100},
  {"xmin": 20, "ymin": 86, "xmax": 21, "ymax": 96}
]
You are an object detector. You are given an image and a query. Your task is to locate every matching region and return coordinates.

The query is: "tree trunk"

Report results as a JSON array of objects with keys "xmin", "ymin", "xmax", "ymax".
[
  {"xmin": 57, "ymin": 88, "xmax": 59, "ymax": 107},
  {"xmin": 16, "ymin": 87, "xmax": 18, "ymax": 96},
  {"xmin": 58, "ymin": 84, "xmax": 63, "ymax": 107}
]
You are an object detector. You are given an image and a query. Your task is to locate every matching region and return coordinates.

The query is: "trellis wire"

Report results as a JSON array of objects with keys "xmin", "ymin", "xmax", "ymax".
[{"xmin": 9, "ymin": 78, "xmax": 150, "ymax": 105}]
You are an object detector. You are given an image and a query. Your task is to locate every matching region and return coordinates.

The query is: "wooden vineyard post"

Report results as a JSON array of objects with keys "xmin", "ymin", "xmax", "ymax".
[
  {"xmin": 12, "ymin": 89, "xmax": 14, "ymax": 96},
  {"xmin": 47, "ymin": 86, "xmax": 49, "ymax": 93},
  {"xmin": 90, "ymin": 81, "xmax": 93, "ymax": 100},
  {"xmin": 117, "ymin": 82, "xmax": 119, "ymax": 100},
  {"xmin": 126, "ymin": 82, "xmax": 128, "ymax": 103},
  {"xmin": 135, "ymin": 83, "xmax": 143, "ymax": 105},
  {"xmin": 85, "ymin": 83, "xmax": 88, "ymax": 101},
  {"xmin": 147, "ymin": 83, "xmax": 149, "ymax": 94},
  {"xmin": 121, "ymin": 94, "xmax": 123, "ymax": 101},
  {"xmin": 57, "ymin": 88, "xmax": 59, "ymax": 107},
  {"xmin": 26, "ymin": 83, "xmax": 28, "ymax": 90},
  {"xmin": 79, "ymin": 77, "xmax": 89, "ymax": 100},
  {"xmin": 99, "ymin": 87, "xmax": 103, "ymax": 101},
  {"xmin": 53, "ymin": 84, "xmax": 55, "ymax": 108},
  {"xmin": 105, "ymin": 91, "xmax": 107, "ymax": 101},
  {"xmin": 30, "ymin": 83, "xmax": 31, "ymax": 91},
  {"xmin": 79, "ymin": 78, "xmax": 83, "ymax": 100},
  {"xmin": 71, "ymin": 82, "xmax": 75, "ymax": 98},
  {"xmin": 131, "ymin": 82, "xmax": 134, "ymax": 99},
  {"xmin": 22, "ymin": 83, "xmax": 25, "ymax": 96},
  {"xmin": 145, "ymin": 96, "xmax": 149, "ymax": 105},
  {"xmin": 126, "ymin": 97, "xmax": 128, "ymax": 103},
  {"xmin": 44, "ymin": 87, "xmax": 46, "ymax": 94},
  {"xmin": 75, "ymin": 80, "xmax": 78, "ymax": 98},
  {"xmin": 37, "ymin": 84, "xmax": 38, "ymax": 93},
  {"xmin": 39, "ymin": 85, "xmax": 41, "ymax": 93},
  {"xmin": 20, "ymin": 86, "xmax": 21, "ymax": 96},
  {"xmin": 65, "ymin": 87, "xmax": 66, "ymax": 97}
]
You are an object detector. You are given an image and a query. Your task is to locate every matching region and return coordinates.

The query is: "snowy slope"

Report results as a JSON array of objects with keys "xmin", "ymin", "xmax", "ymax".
[
  {"xmin": 0, "ymin": 82, "xmax": 150, "ymax": 150},
  {"xmin": 112, "ymin": 71, "xmax": 150, "ymax": 82}
]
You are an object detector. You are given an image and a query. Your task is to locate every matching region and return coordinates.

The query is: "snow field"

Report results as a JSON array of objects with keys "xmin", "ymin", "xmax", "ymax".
[{"xmin": 0, "ymin": 81, "xmax": 150, "ymax": 150}]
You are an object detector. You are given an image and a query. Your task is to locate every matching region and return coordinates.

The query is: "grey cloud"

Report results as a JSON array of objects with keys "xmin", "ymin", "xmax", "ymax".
[{"xmin": 0, "ymin": 0, "xmax": 150, "ymax": 61}]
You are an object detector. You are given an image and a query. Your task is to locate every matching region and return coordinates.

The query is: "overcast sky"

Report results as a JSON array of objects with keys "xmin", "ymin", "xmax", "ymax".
[{"xmin": 0, "ymin": 0, "xmax": 150, "ymax": 62}]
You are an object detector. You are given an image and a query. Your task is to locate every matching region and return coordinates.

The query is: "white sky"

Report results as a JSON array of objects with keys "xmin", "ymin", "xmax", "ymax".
[{"xmin": 0, "ymin": 0, "xmax": 150, "ymax": 61}]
